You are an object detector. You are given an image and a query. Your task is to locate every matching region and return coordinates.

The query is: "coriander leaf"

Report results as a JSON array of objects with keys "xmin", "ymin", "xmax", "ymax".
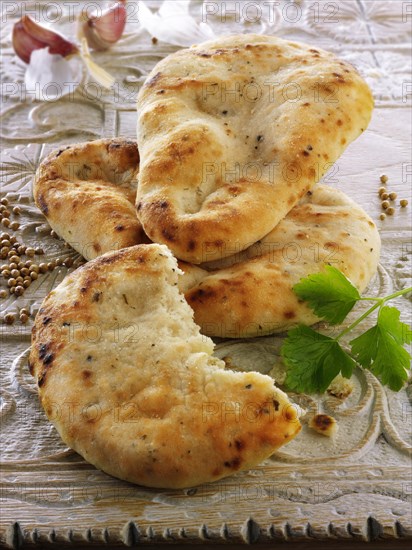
[
  {"xmin": 350, "ymin": 306, "xmax": 412, "ymax": 391},
  {"xmin": 293, "ymin": 265, "xmax": 360, "ymax": 324},
  {"xmin": 282, "ymin": 325, "xmax": 356, "ymax": 393}
]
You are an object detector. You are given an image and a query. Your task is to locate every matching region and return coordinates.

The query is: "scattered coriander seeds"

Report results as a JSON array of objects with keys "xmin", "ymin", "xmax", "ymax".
[
  {"xmin": 9, "ymin": 263, "xmax": 17, "ymax": 270},
  {"xmin": 379, "ymin": 213, "xmax": 386, "ymax": 220},
  {"xmin": 30, "ymin": 264, "xmax": 39, "ymax": 273},
  {"xmin": 381, "ymin": 200, "xmax": 390, "ymax": 210},
  {"xmin": 30, "ymin": 271, "xmax": 38, "ymax": 280},
  {"xmin": 386, "ymin": 207, "xmax": 395, "ymax": 215},
  {"xmin": 17, "ymin": 245, "xmax": 26, "ymax": 254},
  {"xmin": 1, "ymin": 247, "xmax": 9, "ymax": 257},
  {"xmin": 0, "ymin": 289, "xmax": 7, "ymax": 298},
  {"xmin": 14, "ymin": 285, "xmax": 24, "ymax": 296},
  {"xmin": 15, "ymin": 277, "xmax": 24, "ymax": 285},
  {"xmin": 55, "ymin": 258, "xmax": 63, "ymax": 266},
  {"xmin": 2, "ymin": 218, "xmax": 10, "ymax": 227},
  {"xmin": 24, "ymin": 260, "xmax": 32, "ymax": 268},
  {"xmin": 7, "ymin": 278, "xmax": 16, "ymax": 287},
  {"xmin": 35, "ymin": 247, "xmax": 44, "ymax": 255},
  {"xmin": 10, "ymin": 269, "xmax": 19, "ymax": 278},
  {"xmin": 20, "ymin": 267, "xmax": 29, "ymax": 276},
  {"xmin": 2, "ymin": 210, "xmax": 10, "ymax": 218},
  {"xmin": 4, "ymin": 313, "xmax": 15, "ymax": 325},
  {"xmin": 400, "ymin": 199, "xmax": 408, "ymax": 207},
  {"xmin": 10, "ymin": 222, "xmax": 20, "ymax": 231},
  {"xmin": 380, "ymin": 174, "xmax": 388, "ymax": 184},
  {"xmin": 0, "ymin": 198, "xmax": 9, "ymax": 206},
  {"xmin": 2, "ymin": 269, "xmax": 11, "ymax": 279},
  {"xmin": 23, "ymin": 279, "xmax": 31, "ymax": 288},
  {"xmin": 380, "ymin": 192, "xmax": 389, "ymax": 200},
  {"xmin": 9, "ymin": 236, "xmax": 17, "ymax": 244},
  {"xmin": 38, "ymin": 263, "xmax": 48, "ymax": 273},
  {"xmin": 25, "ymin": 247, "xmax": 35, "ymax": 257},
  {"xmin": 12, "ymin": 206, "xmax": 21, "ymax": 215},
  {"xmin": 20, "ymin": 307, "xmax": 29, "ymax": 315},
  {"xmin": 9, "ymin": 286, "xmax": 16, "ymax": 294},
  {"xmin": 389, "ymin": 192, "xmax": 397, "ymax": 201},
  {"xmin": 63, "ymin": 257, "xmax": 73, "ymax": 268},
  {"xmin": 9, "ymin": 255, "xmax": 19, "ymax": 263},
  {"xmin": 0, "ymin": 233, "xmax": 9, "ymax": 240},
  {"xmin": 20, "ymin": 313, "xmax": 28, "ymax": 323},
  {"xmin": 1, "ymin": 239, "xmax": 11, "ymax": 247},
  {"xmin": 17, "ymin": 262, "xmax": 24, "ymax": 269},
  {"xmin": 0, "ymin": 205, "xmax": 5, "ymax": 212}
]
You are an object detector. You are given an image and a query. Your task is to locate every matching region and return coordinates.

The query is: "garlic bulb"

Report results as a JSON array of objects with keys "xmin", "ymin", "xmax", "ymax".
[
  {"xmin": 79, "ymin": 2, "xmax": 127, "ymax": 51},
  {"xmin": 12, "ymin": 15, "xmax": 78, "ymax": 64}
]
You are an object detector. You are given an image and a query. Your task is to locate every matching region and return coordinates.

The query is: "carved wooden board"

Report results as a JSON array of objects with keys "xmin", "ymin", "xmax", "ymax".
[{"xmin": 1, "ymin": 1, "xmax": 411, "ymax": 547}]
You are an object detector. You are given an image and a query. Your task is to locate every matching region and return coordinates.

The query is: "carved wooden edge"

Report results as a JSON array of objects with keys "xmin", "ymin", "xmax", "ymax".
[{"xmin": 1, "ymin": 516, "xmax": 412, "ymax": 548}]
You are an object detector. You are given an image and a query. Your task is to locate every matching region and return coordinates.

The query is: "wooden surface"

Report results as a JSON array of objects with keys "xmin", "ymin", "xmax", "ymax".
[{"xmin": 1, "ymin": 1, "xmax": 411, "ymax": 547}]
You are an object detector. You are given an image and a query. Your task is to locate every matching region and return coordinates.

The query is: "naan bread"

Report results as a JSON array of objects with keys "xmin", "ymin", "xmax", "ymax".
[
  {"xmin": 136, "ymin": 34, "xmax": 374, "ymax": 263},
  {"xmin": 34, "ymin": 138, "xmax": 148, "ymax": 260},
  {"xmin": 29, "ymin": 244, "xmax": 300, "ymax": 489},
  {"xmin": 180, "ymin": 185, "xmax": 380, "ymax": 338}
]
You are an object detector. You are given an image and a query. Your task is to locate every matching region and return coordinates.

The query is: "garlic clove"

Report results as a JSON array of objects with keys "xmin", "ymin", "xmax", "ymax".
[
  {"xmin": 12, "ymin": 19, "xmax": 46, "ymax": 63},
  {"xmin": 80, "ymin": 2, "xmax": 127, "ymax": 51},
  {"xmin": 12, "ymin": 15, "xmax": 78, "ymax": 64}
]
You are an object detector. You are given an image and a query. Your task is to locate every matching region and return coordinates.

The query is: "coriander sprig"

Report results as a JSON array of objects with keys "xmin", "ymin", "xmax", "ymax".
[{"xmin": 281, "ymin": 266, "xmax": 412, "ymax": 393}]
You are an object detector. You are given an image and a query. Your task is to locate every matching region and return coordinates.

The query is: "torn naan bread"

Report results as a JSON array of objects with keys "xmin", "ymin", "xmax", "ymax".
[
  {"xmin": 29, "ymin": 244, "xmax": 300, "ymax": 489},
  {"xmin": 34, "ymin": 138, "xmax": 148, "ymax": 260},
  {"xmin": 180, "ymin": 185, "xmax": 380, "ymax": 338},
  {"xmin": 136, "ymin": 34, "xmax": 374, "ymax": 263}
]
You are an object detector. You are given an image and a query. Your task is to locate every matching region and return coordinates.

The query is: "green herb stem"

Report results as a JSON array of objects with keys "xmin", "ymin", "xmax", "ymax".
[{"xmin": 336, "ymin": 286, "xmax": 412, "ymax": 342}]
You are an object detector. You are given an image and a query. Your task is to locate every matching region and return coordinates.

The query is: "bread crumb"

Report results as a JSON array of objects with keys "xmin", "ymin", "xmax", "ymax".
[
  {"xmin": 327, "ymin": 374, "xmax": 353, "ymax": 399},
  {"xmin": 309, "ymin": 414, "xmax": 338, "ymax": 437}
]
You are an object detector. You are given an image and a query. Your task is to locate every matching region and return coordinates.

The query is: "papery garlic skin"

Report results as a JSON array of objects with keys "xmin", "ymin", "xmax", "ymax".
[
  {"xmin": 80, "ymin": 2, "xmax": 127, "ymax": 51},
  {"xmin": 12, "ymin": 15, "xmax": 78, "ymax": 64}
]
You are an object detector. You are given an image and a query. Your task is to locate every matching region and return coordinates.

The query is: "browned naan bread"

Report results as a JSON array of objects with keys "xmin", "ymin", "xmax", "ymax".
[
  {"xmin": 136, "ymin": 34, "xmax": 374, "ymax": 263},
  {"xmin": 29, "ymin": 244, "xmax": 300, "ymax": 489},
  {"xmin": 179, "ymin": 185, "xmax": 380, "ymax": 338},
  {"xmin": 34, "ymin": 138, "xmax": 149, "ymax": 260}
]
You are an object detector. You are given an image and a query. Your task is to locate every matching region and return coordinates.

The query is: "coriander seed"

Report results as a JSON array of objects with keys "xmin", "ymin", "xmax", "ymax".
[
  {"xmin": 30, "ymin": 271, "xmax": 38, "ymax": 280},
  {"xmin": 2, "ymin": 269, "xmax": 11, "ymax": 279},
  {"xmin": 2, "ymin": 218, "xmax": 10, "ymax": 227},
  {"xmin": 4, "ymin": 313, "xmax": 15, "ymax": 324},
  {"xmin": 379, "ymin": 213, "xmax": 386, "ymax": 220},
  {"xmin": 0, "ymin": 289, "xmax": 7, "ymax": 299},
  {"xmin": 400, "ymin": 199, "xmax": 408, "ymax": 207},
  {"xmin": 35, "ymin": 247, "xmax": 44, "ymax": 255},
  {"xmin": 7, "ymin": 278, "xmax": 16, "ymax": 287},
  {"xmin": 9, "ymin": 255, "xmax": 19, "ymax": 263},
  {"xmin": 10, "ymin": 222, "xmax": 20, "ymax": 231},
  {"xmin": 19, "ymin": 313, "xmax": 28, "ymax": 323},
  {"xmin": 14, "ymin": 285, "xmax": 24, "ymax": 296},
  {"xmin": 2, "ymin": 210, "xmax": 10, "ymax": 218},
  {"xmin": 389, "ymin": 192, "xmax": 397, "ymax": 200},
  {"xmin": 38, "ymin": 263, "xmax": 48, "ymax": 273},
  {"xmin": 23, "ymin": 280, "xmax": 31, "ymax": 288},
  {"xmin": 12, "ymin": 206, "xmax": 21, "ymax": 215},
  {"xmin": 380, "ymin": 174, "xmax": 388, "ymax": 184},
  {"xmin": 386, "ymin": 207, "xmax": 395, "ymax": 215},
  {"xmin": 25, "ymin": 247, "xmax": 35, "ymax": 257},
  {"xmin": 381, "ymin": 200, "xmax": 390, "ymax": 209},
  {"xmin": 0, "ymin": 198, "xmax": 9, "ymax": 206},
  {"xmin": 380, "ymin": 192, "xmax": 389, "ymax": 200}
]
